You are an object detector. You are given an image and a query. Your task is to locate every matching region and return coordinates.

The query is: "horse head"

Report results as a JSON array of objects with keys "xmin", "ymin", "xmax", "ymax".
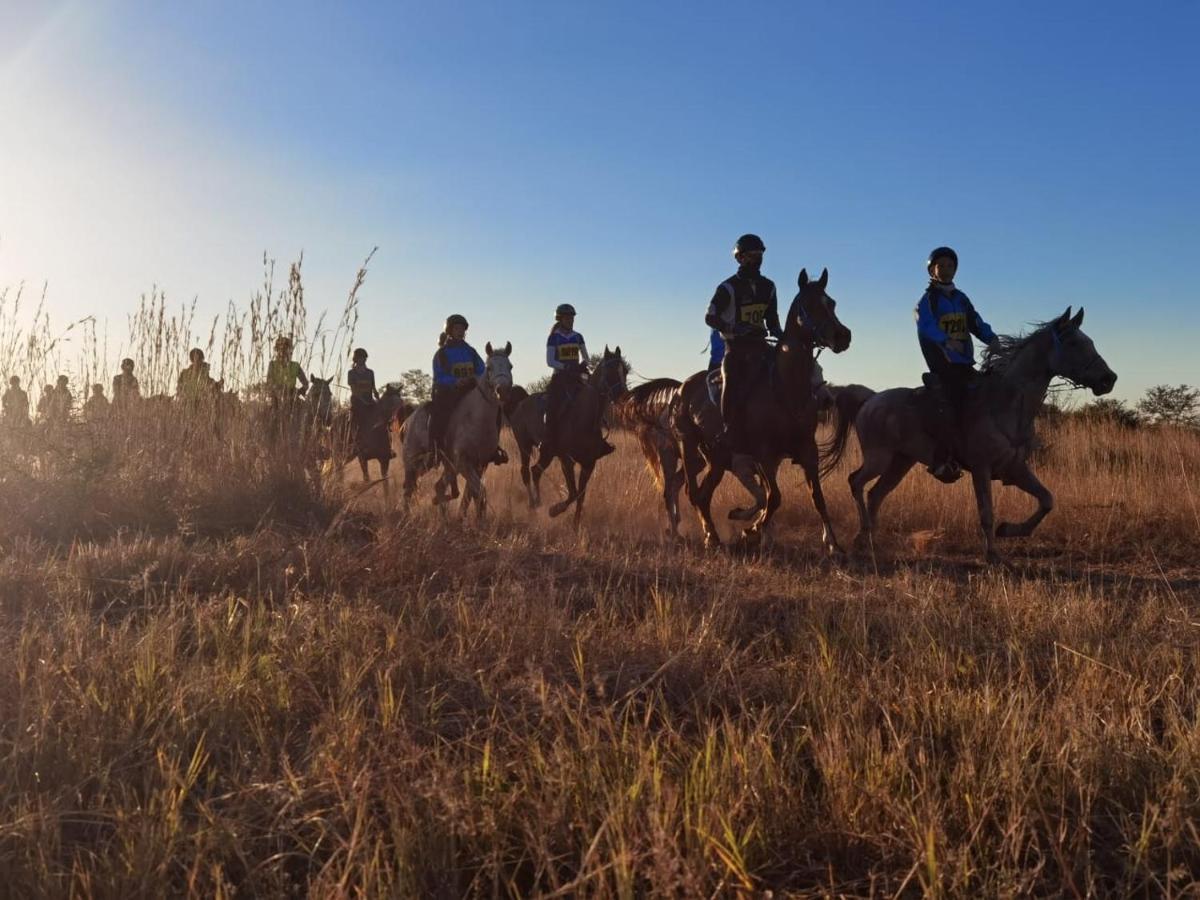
[
  {"xmin": 591, "ymin": 345, "xmax": 629, "ymax": 402},
  {"xmin": 789, "ymin": 268, "xmax": 851, "ymax": 354},
  {"xmin": 1047, "ymin": 307, "xmax": 1117, "ymax": 395},
  {"xmin": 308, "ymin": 375, "xmax": 334, "ymax": 424},
  {"xmin": 484, "ymin": 341, "xmax": 515, "ymax": 402}
]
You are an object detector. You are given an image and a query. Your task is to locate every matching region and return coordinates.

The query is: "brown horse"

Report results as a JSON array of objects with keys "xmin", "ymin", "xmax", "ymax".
[
  {"xmin": 515, "ymin": 347, "xmax": 628, "ymax": 523},
  {"xmin": 821, "ymin": 306, "xmax": 1116, "ymax": 563},
  {"xmin": 613, "ymin": 378, "xmax": 767, "ymax": 539},
  {"xmin": 329, "ymin": 383, "xmax": 406, "ymax": 491},
  {"xmin": 673, "ymin": 268, "xmax": 852, "ymax": 553}
]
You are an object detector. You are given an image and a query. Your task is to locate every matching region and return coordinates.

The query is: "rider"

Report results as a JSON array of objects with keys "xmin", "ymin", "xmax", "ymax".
[
  {"xmin": 915, "ymin": 246, "xmax": 999, "ymax": 482},
  {"xmin": 707, "ymin": 329, "xmax": 726, "ymax": 373},
  {"xmin": 429, "ymin": 314, "xmax": 506, "ymax": 464},
  {"xmin": 48, "ymin": 375, "xmax": 73, "ymax": 425},
  {"xmin": 2, "ymin": 376, "xmax": 30, "ymax": 428},
  {"xmin": 347, "ymin": 346, "xmax": 378, "ymax": 439},
  {"xmin": 541, "ymin": 303, "xmax": 614, "ymax": 462},
  {"xmin": 177, "ymin": 348, "xmax": 216, "ymax": 402},
  {"xmin": 705, "ymin": 234, "xmax": 782, "ymax": 452},
  {"xmin": 83, "ymin": 383, "xmax": 110, "ymax": 423},
  {"xmin": 112, "ymin": 358, "xmax": 140, "ymax": 409},
  {"xmin": 267, "ymin": 336, "xmax": 309, "ymax": 407}
]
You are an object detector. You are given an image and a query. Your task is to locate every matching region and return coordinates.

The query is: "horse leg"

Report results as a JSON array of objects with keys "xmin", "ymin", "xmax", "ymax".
[
  {"xmin": 359, "ymin": 455, "xmax": 369, "ymax": 482},
  {"xmin": 519, "ymin": 440, "xmax": 539, "ymax": 509},
  {"xmin": 728, "ymin": 453, "xmax": 766, "ymax": 521},
  {"xmin": 971, "ymin": 466, "xmax": 1003, "ymax": 564},
  {"xmin": 660, "ymin": 443, "xmax": 684, "ymax": 538},
  {"xmin": 571, "ymin": 460, "xmax": 596, "ymax": 528},
  {"xmin": 693, "ymin": 462, "xmax": 727, "ymax": 549},
  {"xmin": 744, "ymin": 459, "xmax": 781, "ymax": 549},
  {"xmin": 797, "ymin": 440, "xmax": 844, "ymax": 558},
  {"xmin": 549, "ymin": 458, "xmax": 578, "ymax": 519},
  {"xmin": 849, "ymin": 448, "xmax": 893, "ymax": 551},
  {"xmin": 996, "ymin": 461, "xmax": 1053, "ymax": 538}
]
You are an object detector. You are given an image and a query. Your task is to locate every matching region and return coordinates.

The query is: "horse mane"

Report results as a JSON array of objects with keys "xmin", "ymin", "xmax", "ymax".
[
  {"xmin": 980, "ymin": 319, "xmax": 1058, "ymax": 377},
  {"xmin": 610, "ymin": 378, "xmax": 679, "ymax": 429}
]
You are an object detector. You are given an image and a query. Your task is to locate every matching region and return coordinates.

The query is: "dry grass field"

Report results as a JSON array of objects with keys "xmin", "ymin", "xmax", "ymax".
[{"xmin": 2, "ymin": 287, "xmax": 1199, "ymax": 896}]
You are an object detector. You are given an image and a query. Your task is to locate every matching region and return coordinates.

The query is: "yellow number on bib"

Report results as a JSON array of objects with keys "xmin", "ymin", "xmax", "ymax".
[
  {"xmin": 558, "ymin": 345, "xmax": 580, "ymax": 362},
  {"xmin": 451, "ymin": 362, "xmax": 475, "ymax": 378},
  {"xmin": 939, "ymin": 313, "xmax": 968, "ymax": 340},
  {"xmin": 740, "ymin": 304, "xmax": 767, "ymax": 325}
]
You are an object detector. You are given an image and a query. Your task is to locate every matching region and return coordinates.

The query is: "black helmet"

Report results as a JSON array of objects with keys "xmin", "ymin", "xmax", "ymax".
[
  {"xmin": 926, "ymin": 246, "xmax": 958, "ymax": 272},
  {"xmin": 444, "ymin": 314, "xmax": 468, "ymax": 331},
  {"xmin": 555, "ymin": 303, "xmax": 576, "ymax": 318},
  {"xmin": 352, "ymin": 347, "xmax": 368, "ymax": 360},
  {"xmin": 120, "ymin": 358, "xmax": 134, "ymax": 369},
  {"xmin": 734, "ymin": 234, "xmax": 766, "ymax": 254}
]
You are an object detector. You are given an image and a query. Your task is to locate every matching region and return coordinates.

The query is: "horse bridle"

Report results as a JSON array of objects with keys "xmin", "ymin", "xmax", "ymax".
[{"xmin": 591, "ymin": 357, "xmax": 626, "ymax": 402}]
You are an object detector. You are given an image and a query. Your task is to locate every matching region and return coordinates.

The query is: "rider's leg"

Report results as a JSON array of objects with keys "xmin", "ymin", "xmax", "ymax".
[
  {"xmin": 429, "ymin": 386, "xmax": 454, "ymax": 456},
  {"xmin": 928, "ymin": 361, "xmax": 971, "ymax": 482},
  {"xmin": 538, "ymin": 373, "xmax": 565, "ymax": 464},
  {"xmin": 719, "ymin": 341, "xmax": 751, "ymax": 453}
]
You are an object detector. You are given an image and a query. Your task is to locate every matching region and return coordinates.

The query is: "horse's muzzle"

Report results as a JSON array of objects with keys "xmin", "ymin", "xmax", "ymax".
[{"xmin": 1091, "ymin": 370, "xmax": 1117, "ymax": 396}]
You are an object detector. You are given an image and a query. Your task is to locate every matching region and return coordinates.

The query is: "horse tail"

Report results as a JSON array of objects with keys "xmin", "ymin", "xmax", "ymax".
[
  {"xmin": 819, "ymin": 383, "xmax": 874, "ymax": 477},
  {"xmin": 636, "ymin": 428, "xmax": 665, "ymax": 491}
]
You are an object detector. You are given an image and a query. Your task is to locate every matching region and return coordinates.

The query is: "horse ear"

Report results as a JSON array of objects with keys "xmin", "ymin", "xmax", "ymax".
[
  {"xmin": 1056, "ymin": 306, "xmax": 1072, "ymax": 327},
  {"xmin": 614, "ymin": 345, "xmax": 621, "ymax": 357},
  {"xmin": 504, "ymin": 341, "xmax": 512, "ymax": 355},
  {"xmin": 309, "ymin": 372, "xmax": 316, "ymax": 382},
  {"xmin": 1070, "ymin": 307, "xmax": 1085, "ymax": 328},
  {"xmin": 818, "ymin": 268, "xmax": 829, "ymax": 290},
  {"xmin": 798, "ymin": 269, "xmax": 809, "ymax": 287},
  {"xmin": 486, "ymin": 341, "xmax": 493, "ymax": 356}
]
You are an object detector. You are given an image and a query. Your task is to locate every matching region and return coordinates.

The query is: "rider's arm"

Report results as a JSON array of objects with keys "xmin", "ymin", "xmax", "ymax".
[
  {"xmin": 433, "ymin": 351, "xmax": 455, "ymax": 386},
  {"xmin": 704, "ymin": 283, "xmax": 733, "ymax": 332},
  {"xmin": 914, "ymin": 293, "xmax": 950, "ymax": 346},
  {"xmin": 471, "ymin": 348, "xmax": 485, "ymax": 378},
  {"xmin": 546, "ymin": 335, "xmax": 565, "ymax": 371},
  {"xmin": 766, "ymin": 282, "xmax": 783, "ymax": 340},
  {"xmin": 297, "ymin": 368, "xmax": 309, "ymax": 394},
  {"xmin": 963, "ymin": 294, "xmax": 998, "ymax": 344}
]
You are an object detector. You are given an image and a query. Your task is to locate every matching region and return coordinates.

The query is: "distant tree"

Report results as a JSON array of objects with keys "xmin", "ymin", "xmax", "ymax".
[
  {"xmin": 1137, "ymin": 384, "xmax": 1199, "ymax": 427},
  {"xmin": 1079, "ymin": 398, "xmax": 1141, "ymax": 429},
  {"xmin": 399, "ymin": 369, "xmax": 433, "ymax": 405}
]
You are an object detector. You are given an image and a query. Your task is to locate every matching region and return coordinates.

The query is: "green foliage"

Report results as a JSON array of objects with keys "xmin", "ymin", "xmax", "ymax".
[
  {"xmin": 1137, "ymin": 384, "xmax": 1199, "ymax": 427},
  {"xmin": 399, "ymin": 368, "xmax": 433, "ymax": 404},
  {"xmin": 1079, "ymin": 397, "xmax": 1141, "ymax": 429}
]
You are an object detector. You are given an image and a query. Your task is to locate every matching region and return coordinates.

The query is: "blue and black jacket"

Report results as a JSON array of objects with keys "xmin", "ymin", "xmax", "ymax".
[{"xmin": 914, "ymin": 284, "xmax": 997, "ymax": 368}]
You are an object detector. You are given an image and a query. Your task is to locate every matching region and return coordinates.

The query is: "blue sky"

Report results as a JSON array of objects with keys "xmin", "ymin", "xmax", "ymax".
[{"xmin": 1, "ymin": 0, "xmax": 1196, "ymax": 401}]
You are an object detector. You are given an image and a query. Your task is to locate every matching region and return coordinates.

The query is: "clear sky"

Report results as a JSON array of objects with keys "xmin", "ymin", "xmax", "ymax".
[{"xmin": 2, "ymin": 0, "xmax": 1197, "ymax": 401}]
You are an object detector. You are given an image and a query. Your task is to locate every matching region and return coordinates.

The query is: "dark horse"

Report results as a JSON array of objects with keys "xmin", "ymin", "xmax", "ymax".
[
  {"xmin": 673, "ymin": 268, "xmax": 852, "ymax": 553},
  {"xmin": 330, "ymin": 383, "xmax": 407, "ymax": 492},
  {"xmin": 509, "ymin": 347, "xmax": 628, "ymax": 523},
  {"xmin": 821, "ymin": 306, "xmax": 1116, "ymax": 563}
]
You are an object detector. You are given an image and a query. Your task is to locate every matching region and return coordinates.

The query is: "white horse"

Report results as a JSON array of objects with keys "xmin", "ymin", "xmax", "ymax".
[{"xmin": 401, "ymin": 342, "xmax": 514, "ymax": 519}]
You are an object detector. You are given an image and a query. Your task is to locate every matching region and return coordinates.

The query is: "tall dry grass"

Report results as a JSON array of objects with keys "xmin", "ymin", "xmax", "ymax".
[{"xmin": 1, "ymin": 266, "xmax": 1199, "ymax": 896}]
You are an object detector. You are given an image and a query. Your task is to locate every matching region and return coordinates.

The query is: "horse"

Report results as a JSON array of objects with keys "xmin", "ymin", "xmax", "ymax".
[
  {"xmin": 821, "ymin": 306, "xmax": 1116, "ymax": 563},
  {"xmin": 329, "ymin": 383, "xmax": 407, "ymax": 492},
  {"xmin": 306, "ymin": 375, "xmax": 334, "ymax": 428},
  {"xmin": 524, "ymin": 346, "xmax": 628, "ymax": 524},
  {"xmin": 401, "ymin": 342, "xmax": 514, "ymax": 519},
  {"xmin": 673, "ymin": 268, "xmax": 852, "ymax": 553}
]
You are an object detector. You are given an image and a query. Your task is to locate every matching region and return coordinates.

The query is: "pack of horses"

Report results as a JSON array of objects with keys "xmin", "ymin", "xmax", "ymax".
[{"xmin": 324, "ymin": 268, "xmax": 1119, "ymax": 564}]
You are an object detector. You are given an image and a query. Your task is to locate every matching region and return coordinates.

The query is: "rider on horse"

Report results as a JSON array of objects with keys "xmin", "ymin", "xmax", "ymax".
[
  {"xmin": 177, "ymin": 348, "xmax": 217, "ymax": 403},
  {"xmin": 267, "ymin": 336, "xmax": 309, "ymax": 407},
  {"xmin": 430, "ymin": 314, "xmax": 506, "ymax": 464},
  {"xmin": 112, "ymin": 358, "xmax": 140, "ymax": 409},
  {"xmin": 915, "ymin": 246, "xmax": 999, "ymax": 482},
  {"xmin": 705, "ymin": 234, "xmax": 783, "ymax": 452},
  {"xmin": 542, "ymin": 303, "xmax": 614, "ymax": 462}
]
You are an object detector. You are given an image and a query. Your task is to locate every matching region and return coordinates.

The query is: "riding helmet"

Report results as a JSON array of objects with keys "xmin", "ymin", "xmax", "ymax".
[
  {"xmin": 444, "ymin": 314, "xmax": 469, "ymax": 331},
  {"xmin": 352, "ymin": 347, "xmax": 368, "ymax": 360},
  {"xmin": 734, "ymin": 234, "xmax": 766, "ymax": 254},
  {"xmin": 926, "ymin": 246, "xmax": 958, "ymax": 272},
  {"xmin": 274, "ymin": 335, "xmax": 293, "ymax": 351},
  {"xmin": 555, "ymin": 303, "xmax": 577, "ymax": 318}
]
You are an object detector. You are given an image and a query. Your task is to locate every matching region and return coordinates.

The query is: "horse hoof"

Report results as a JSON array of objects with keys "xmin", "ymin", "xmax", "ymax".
[
  {"xmin": 727, "ymin": 507, "xmax": 753, "ymax": 521},
  {"xmin": 995, "ymin": 522, "xmax": 1021, "ymax": 539},
  {"xmin": 549, "ymin": 501, "xmax": 568, "ymax": 518}
]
